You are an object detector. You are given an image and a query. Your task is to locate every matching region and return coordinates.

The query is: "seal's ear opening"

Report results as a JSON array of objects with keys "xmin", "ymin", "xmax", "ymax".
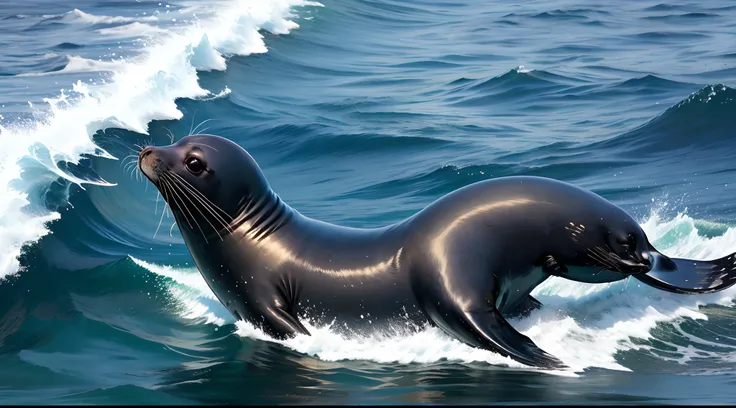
[{"xmin": 634, "ymin": 243, "xmax": 736, "ymax": 294}]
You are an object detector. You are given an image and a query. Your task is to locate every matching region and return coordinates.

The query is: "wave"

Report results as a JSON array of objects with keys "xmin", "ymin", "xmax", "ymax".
[
  {"xmin": 95, "ymin": 22, "xmax": 168, "ymax": 38},
  {"xmin": 592, "ymin": 84, "xmax": 736, "ymax": 155},
  {"xmin": 614, "ymin": 74, "xmax": 693, "ymax": 92},
  {"xmin": 642, "ymin": 12, "xmax": 720, "ymax": 21},
  {"xmin": 340, "ymin": 81, "xmax": 734, "ymax": 201},
  {"xmin": 446, "ymin": 66, "xmax": 578, "ymax": 94},
  {"xmin": 16, "ymin": 55, "xmax": 129, "ymax": 77},
  {"xmin": 448, "ymin": 67, "xmax": 700, "ymax": 99},
  {"xmin": 439, "ymin": 66, "xmax": 700, "ymax": 109},
  {"xmin": 52, "ymin": 42, "xmax": 85, "ymax": 50},
  {"xmin": 0, "ymin": 0, "xmax": 321, "ymax": 279},
  {"xmin": 41, "ymin": 9, "xmax": 159, "ymax": 25}
]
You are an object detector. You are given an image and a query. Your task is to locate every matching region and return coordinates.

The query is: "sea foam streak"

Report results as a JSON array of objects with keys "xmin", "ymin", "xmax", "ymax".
[
  {"xmin": 44, "ymin": 8, "xmax": 160, "ymax": 24},
  {"xmin": 136, "ymin": 212, "xmax": 736, "ymax": 375},
  {"xmin": 0, "ymin": 0, "xmax": 319, "ymax": 280}
]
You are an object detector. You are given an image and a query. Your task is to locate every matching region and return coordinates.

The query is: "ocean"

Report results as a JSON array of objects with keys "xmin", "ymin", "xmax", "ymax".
[{"xmin": 1, "ymin": 0, "xmax": 736, "ymax": 404}]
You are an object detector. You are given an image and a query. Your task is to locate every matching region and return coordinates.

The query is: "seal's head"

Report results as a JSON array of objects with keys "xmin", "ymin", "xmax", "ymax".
[
  {"xmin": 541, "ymin": 196, "xmax": 653, "ymax": 284},
  {"xmin": 138, "ymin": 134, "xmax": 271, "ymax": 242}
]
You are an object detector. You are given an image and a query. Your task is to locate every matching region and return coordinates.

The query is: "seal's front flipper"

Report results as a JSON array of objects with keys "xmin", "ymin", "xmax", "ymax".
[
  {"xmin": 634, "ymin": 246, "xmax": 736, "ymax": 294},
  {"xmin": 258, "ymin": 305, "xmax": 311, "ymax": 340},
  {"xmin": 505, "ymin": 295, "xmax": 543, "ymax": 319},
  {"xmin": 539, "ymin": 255, "xmax": 568, "ymax": 275},
  {"xmin": 457, "ymin": 307, "xmax": 566, "ymax": 369}
]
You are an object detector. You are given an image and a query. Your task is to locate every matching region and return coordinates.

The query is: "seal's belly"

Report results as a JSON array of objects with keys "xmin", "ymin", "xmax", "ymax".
[{"xmin": 294, "ymin": 273, "xmax": 425, "ymax": 330}]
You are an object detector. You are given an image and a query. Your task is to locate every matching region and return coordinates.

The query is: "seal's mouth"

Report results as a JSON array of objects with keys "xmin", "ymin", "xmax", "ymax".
[
  {"xmin": 616, "ymin": 256, "xmax": 652, "ymax": 274},
  {"xmin": 587, "ymin": 245, "xmax": 652, "ymax": 275}
]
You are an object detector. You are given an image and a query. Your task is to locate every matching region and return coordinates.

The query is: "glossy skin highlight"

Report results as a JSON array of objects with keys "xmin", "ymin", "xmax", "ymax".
[{"xmin": 138, "ymin": 134, "xmax": 736, "ymax": 369}]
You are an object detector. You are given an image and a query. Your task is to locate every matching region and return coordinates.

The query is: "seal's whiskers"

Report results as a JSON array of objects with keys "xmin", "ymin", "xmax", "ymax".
[
  {"xmin": 160, "ymin": 177, "xmax": 201, "ymax": 241},
  {"xmin": 153, "ymin": 187, "xmax": 170, "ymax": 239},
  {"xmin": 190, "ymin": 118, "xmax": 216, "ymax": 137},
  {"xmin": 166, "ymin": 173, "xmax": 233, "ymax": 230},
  {"xmin": 587, "ymin": 247, "xmax": 618, "ymax": 271},
  {"xmin": 162, "ymin": 126, "xmax": 175, "ymax": 144},
  {"xmin": 161, "ymin": 174, "xmax": 202, "ymax": 232},
  {"xmin": 166, "ymin": 171, "xmax": 233, "ymax": 231},
  {"xmin": 163, "ymin": 173, "xmax": 225, "ymax": 241},
  {"xmin": 591, "ymin": 246, "xmax": 620, "ymax": 271}
]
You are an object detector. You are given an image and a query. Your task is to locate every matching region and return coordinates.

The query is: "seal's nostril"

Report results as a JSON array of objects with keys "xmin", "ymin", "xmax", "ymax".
[
  {"xmin": 140, "ymin": 147, "xmax": 153, "ymax": 160},
  {"xmin": 138, "ymin": 147, "xmax": 156, "ymax": 170}
]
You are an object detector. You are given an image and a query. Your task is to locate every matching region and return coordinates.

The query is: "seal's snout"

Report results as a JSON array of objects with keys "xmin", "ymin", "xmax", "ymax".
[{"xmin": 138, "ymin": 146, "xmax": 161, "ymax": 182}]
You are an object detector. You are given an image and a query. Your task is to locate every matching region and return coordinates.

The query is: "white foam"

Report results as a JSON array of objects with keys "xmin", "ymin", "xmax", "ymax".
[
  {"xmin": 17, "ymin": 56, "xmax": 129, "ymax": 77},
  {"xmin": 49, "ymin": 9, "xmax": 159, "ymax": 25},
  {"xmin": 130, "ymin": 257, "xmax": 226, "ymax": 326},
  {"xmin": 187, "ymin": 0, "xmax": 314, "ymax": 57},
  {"xmin": 197, "ymin": 86, "xmax": 232, "ymax": 101},
  {"xmin": 135, "ymin": 211, "xmax": 736, "ymax": 374},
  {"xmin": 188, "ymin": 34, "xmax": 226, "ymax": 71},
  {"xmin": 95, "ymin": 22, "xmax": 167, "ymax": 38},
  {"xmin": 168, "ymin": 286, "xmax": 226, "ymax": 326},
  {"xmin": 0, "ymin": 0, "xmax": 319, "ymax": 280},
  {"xmin": 130, "ymin": 256, "xmax": 215, "ymax": 300}
]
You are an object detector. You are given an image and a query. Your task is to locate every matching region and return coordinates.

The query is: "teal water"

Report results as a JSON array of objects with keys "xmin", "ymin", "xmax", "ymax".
[{"xmin": 1, "ymin": 0, "xmax": 736, "ymax": 404}]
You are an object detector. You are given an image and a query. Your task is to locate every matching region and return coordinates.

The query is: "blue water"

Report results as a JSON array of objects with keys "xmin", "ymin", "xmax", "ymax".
[{"xmin": 1, "ymin": 0, "xmax": 736, "ymax": 404}]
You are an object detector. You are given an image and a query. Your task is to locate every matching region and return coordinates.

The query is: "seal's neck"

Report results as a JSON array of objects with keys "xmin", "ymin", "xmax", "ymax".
[
  {"xmin": 178, "ymin": 187, "xmax": 406, "ymax": 273},
  {"xmin": 172, "ymin": 187, "xmax": 295, "ymax": 248},
  {"xmin": 228, "ymin": 189, "xmax": 295, "ymax": 243}
]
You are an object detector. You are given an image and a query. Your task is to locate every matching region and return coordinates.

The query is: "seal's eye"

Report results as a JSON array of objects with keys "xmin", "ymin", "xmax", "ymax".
[
  {"xmin": 617, "ymin": 234, "xmax": 636, "ymax": 252},
  {"xmin": 185, "ymin": 157, "xmax": 206, "ymax": 175}
]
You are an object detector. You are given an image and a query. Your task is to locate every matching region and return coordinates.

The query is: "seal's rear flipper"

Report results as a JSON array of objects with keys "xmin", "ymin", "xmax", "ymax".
[
  {"xmin": 458, "ymin": 308, "xmax": 567, "ymax": 369},
  {"xmin": 634, "ymin": 247, "xmax": 736, "ymax": 294}
]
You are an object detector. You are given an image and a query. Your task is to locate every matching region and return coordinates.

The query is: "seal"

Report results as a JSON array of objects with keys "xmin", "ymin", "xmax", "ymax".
[{"xmin": 138, "ymin": 134, "xmax": 736, "ymax": 369}]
